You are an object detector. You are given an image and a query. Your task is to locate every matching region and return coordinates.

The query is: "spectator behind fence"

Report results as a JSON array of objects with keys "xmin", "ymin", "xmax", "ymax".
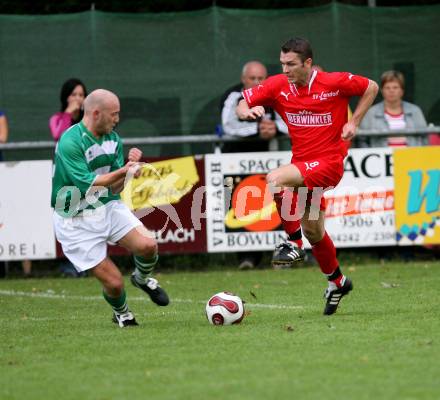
[
  {"xmin": 358, "ymin": 70, "xmax": 428, "ymax": 147},
  {"xmin": 220, "ymin": 61, "xmax": 288, "ymax": 153},
  {"xmin": 49, "ymin": 78, "xmax": 88, "ymax": 277},
  {"xmin": 49, "ymin": 78, "xmax": 87, "ymax": 141},
  {"xmin": 220, "ymin": 61, "xmax": 289, "ymax": 270}
]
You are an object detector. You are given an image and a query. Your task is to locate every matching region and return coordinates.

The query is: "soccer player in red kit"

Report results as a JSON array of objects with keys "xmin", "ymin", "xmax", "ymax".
[{"xmin": 237, "ymin": 37, "xmax": 378, "ymax": 315}]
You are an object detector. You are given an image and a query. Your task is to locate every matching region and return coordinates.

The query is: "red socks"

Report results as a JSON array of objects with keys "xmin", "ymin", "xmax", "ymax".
[
  {"xmin": 311, "ymin": 232, "xmax": 345, "ymax": 287},
  {"xmin": 274, "ymin": 191, "xmax": 345, "ymax": 287},
  {"xmin": 274, "ymin": 190, "xmax": 303, "ymax": 248}
]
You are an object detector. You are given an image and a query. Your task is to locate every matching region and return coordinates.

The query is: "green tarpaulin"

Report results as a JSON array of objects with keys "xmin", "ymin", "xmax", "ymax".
[{"xmin": 0, "ymin": 3, "xmax": 439, "ymax": 157}]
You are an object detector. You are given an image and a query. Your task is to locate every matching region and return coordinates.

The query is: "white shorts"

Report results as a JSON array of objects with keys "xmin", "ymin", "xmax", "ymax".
[{"xmin": 53, "ymin": 200, "xmax": 142, "ymax": 272}]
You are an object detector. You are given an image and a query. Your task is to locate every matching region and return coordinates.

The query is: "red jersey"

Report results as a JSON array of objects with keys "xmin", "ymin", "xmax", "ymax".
[{"xmin": 242, "ymin": 70, "xmax": 369, "ymax": 161}]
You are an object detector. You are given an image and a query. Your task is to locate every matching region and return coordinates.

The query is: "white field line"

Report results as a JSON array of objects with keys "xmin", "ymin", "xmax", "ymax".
[{"xmin": 0, "ymin": 289, "xmax": 304, "ymax": 310}]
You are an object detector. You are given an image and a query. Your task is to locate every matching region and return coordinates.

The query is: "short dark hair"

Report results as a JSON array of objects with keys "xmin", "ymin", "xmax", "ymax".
[
  {"xmin": 60, "ymin": 78, "xmax": 87, "ymax": 113},
  {"xmin": 281, "ymin": 37, "xmax": 313, "ymax": 63}
]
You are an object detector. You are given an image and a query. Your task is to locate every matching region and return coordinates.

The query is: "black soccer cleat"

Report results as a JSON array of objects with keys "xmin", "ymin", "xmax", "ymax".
[
  {"xmin": 271, "ymin": 241, "xmax": 306, "ymax": 269},
  {"xmin": 131, "ymin": 275, "xmax": 170, "ymax": 306},
  {"xmin": 323, "ymin": 278, "xmax": 353, "ymax": 315},
  {"xmin": 112, "ymin": 311, "xmax": 139, "ymax": 328}
]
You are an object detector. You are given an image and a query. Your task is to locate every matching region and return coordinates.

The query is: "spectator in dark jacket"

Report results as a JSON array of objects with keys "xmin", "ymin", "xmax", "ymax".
[{"xmin": 220, "ymin": 61, "xmax": 288, "ymax": 153}]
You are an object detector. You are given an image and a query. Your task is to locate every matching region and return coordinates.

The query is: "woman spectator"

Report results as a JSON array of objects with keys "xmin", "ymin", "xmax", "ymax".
[
  {"xmin": 359, "ymin": 70, "xmax": 428, "ymax": 147},
  {"xmin": 49, "ymin": 79, "xmax": 87, "ymax": 277},
  {"xmin": 49, "ymin": 78, "xmax": 87, "ymax": 141}
]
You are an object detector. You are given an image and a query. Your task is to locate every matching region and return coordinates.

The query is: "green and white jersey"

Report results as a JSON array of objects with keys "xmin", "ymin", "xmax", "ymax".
[{"xmin": 51, "ymin": 121, "xmax": 124, "ymax": 217}]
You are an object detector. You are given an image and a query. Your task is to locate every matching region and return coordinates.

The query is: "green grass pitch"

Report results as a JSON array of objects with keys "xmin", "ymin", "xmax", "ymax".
[{"xmin": 1, "ymin": 260, "xmax": 439, "ymax": 400}]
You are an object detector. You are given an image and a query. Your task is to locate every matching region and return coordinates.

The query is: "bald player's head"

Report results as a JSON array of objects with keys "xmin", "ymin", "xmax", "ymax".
[
  {"xmin": 82, "ymin": 89, "xmax": 120, "ymax": 136},
  {"xmin": 83, "ymin": 89, "xmax": 119, "ymax": 114},
  {"xmin": 241, "ymin": 61, "xmax": 267, "ymax": 89}
]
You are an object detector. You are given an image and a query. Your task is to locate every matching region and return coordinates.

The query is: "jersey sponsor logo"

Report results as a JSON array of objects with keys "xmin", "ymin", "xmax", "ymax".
[
  {"xmin": 280, "ymin": 91, "xmax": 291, "ymax": 101},
  {"xmin": 312, "ymin": 90, "xmax": 339, "ymax": 101},
  {"xmin": 285, "ymin": 110, "xmax": 333, "ymax": 127}
]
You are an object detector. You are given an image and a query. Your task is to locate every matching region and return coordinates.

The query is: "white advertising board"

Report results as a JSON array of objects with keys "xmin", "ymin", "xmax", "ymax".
[
  {"xmin": 206, "ymin": 152, "xmax": 290, "ymax": 253},
  {"xmin": 0, "ymin": 161, "xmax": 56, "ymax": 260},
  {"xmin": 205, "ymin": 148, "xmax": 396, "ymax": 252},
  {"xmin": 324, "ymin": 147, "xmax": 396, "ymax": 247}
]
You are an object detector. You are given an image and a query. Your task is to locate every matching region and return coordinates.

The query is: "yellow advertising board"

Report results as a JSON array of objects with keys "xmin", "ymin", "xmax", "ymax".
[
  {"xmin": 394, "ymin": 147, "xmax": 440, "ymax": 245},
  {"xmin": 121, "ymin": 156, "xmax": 200, "ymax": 211}
]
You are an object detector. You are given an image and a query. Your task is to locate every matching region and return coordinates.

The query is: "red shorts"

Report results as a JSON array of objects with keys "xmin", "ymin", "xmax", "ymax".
[{"xmin": 292, "ymin": 154, "xmax": 345, "ymax": 210}]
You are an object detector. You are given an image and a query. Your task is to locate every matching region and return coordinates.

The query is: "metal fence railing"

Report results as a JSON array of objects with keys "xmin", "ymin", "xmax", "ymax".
[{"xmin": 1, "ymin": 127, "xmax": 439, "ymax": 152}]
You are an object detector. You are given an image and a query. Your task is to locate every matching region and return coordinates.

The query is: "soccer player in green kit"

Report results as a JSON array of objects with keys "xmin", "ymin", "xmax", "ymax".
[{"xmin": 52, "ymin": 89, "xmax": 169, "ymax": 327}]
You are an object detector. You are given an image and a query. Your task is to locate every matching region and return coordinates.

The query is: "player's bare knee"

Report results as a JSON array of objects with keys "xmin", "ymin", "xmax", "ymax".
[
  {"xmin": 266, "ymin": 171, "xmax": 276, "ymax": 185},
  {"xmin": 266, "ymin": 172, "xmax": 282, "ymax": 194},
  {"xmin": 139, "ymin": 237, "xmax": 157, "ymax": 258}
]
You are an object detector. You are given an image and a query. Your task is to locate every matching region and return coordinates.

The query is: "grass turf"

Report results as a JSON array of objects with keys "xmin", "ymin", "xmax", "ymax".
[{"xmin": 1, "ymin": 260, "xmax": 439, "ymax": 400}]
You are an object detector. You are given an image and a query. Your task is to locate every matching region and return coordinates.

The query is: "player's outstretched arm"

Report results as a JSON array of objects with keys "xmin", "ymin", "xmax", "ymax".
[
  {"xmin": 342, "ymin": 79, "xmax": 379, "ymax": 141},
  {"xmin": 236, "ymin": 99, "xmax": 265, "ymax": 121}
]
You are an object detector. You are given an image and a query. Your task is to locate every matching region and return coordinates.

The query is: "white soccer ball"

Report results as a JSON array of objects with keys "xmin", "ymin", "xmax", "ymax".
[{"xmin": 205, "ymin": 291, "xmax": 245, "ymax": 326}]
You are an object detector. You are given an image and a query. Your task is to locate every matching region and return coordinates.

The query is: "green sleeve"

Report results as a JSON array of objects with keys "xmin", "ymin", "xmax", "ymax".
[
  {"xmin": 58, "ymin": 138, "xmax": 97, "ymax": 196},
  {"xmin": 110, "ymin": 135, "xmax": 125, "ymax": 172}
]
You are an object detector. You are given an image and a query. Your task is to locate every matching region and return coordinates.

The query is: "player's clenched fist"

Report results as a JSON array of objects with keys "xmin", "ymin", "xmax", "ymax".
[
  {"xmin": 128, "ymin": 147, "xmax": 143, "ymax": 162},
  {"xmin": 236, "ymin": 99, "xmax": 266, "ymax": 121},
  {"xmin": 240, "ymin": 106, "xmax": 266, "ymax": 121},
  {"xmin": 341, "ymin": 121, "xmax": 357, "ymax": 141}
]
